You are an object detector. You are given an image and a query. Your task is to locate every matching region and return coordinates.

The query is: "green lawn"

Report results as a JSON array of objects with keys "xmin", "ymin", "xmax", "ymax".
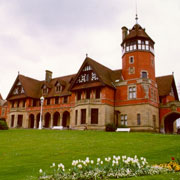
[{"xmin": 0, "ymin": 129, "xmax": 180, "ymax": 180}]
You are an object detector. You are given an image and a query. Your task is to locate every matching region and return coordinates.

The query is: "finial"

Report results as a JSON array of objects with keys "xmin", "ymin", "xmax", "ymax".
[
  {"xmin": 135, "ymin": 14, "xmax": 138, "ymax": 24},
  {"xmin": 18, "ymin": 71, "xmax": 20, "ymax": 75},
  {"xmin": 86, "ymin": 53, "xmax": 88, "ymax": 57},
  {"xmin": 135, "ymin": 0, "xmax": 138, "ymax": 24},
  {"xmin": 172, "ymin": 72, "xmax": 174, "ymax": 76}
]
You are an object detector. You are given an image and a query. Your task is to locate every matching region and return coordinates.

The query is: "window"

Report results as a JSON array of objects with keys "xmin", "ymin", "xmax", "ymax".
[
  {"xmin": 121, "ymin": 114, "xmax": 127, "ymax": 126},
  {"xmin": 42, "ymin": 85, "xmax": 48, "ymax": 94},
  {"xmin": 33, "ymin": 99, "xmax": 36, "ymax": 107},
  {"xmin": 129, "ymin": 56, "xmax": 134, "ymax": 64},
  {"xmin": 137, "ymin": 113, "xmax": 141, "ymax": 125},
  {"xmin": 23, "ymin": 100, "xmax": 26, "ymax": 107},
  {"xmin": 75, "ymin": 110, "xmax": 78, "ymax": 125},
  {"xmin": 55, "ymin": 97, "xmax": 59, "ymax": 104},
  {"xmin": 81, "ymin": 109, "xmax": 86, "ymax": 124},
  {"xmin": 56, "ymin": 83, "xmax": 61, "ymax": 92},
  {"xmin": 91, "ymin": 109, "xmax": 98, "ymax": 124},
  {"xmin": 47, "ymin": 98, "xmax": 51, "ymax": 105},
  {"xmin": 77, "ymin": 91, "xmax": 81, "ymax": 100},
  {"xmin": 86, "ymin": 89, "xmax": 91, "ymax": 99},
  {"xmin": 17, "ymin": 100, "xmax": 20, "ymax": 107},
  {"xmin": 12, "ymin": 101, "xmax": 15, "ymax": 108},
  {"xmin": 63, "ymin": 96, "xmax": 68, "ymax": 103},
  {"xmin": 95, "ymin": 88, "xmax": 101, "ymax": 99},
  {"xmin": 129, "ymin": 86, "xmax": 136, "ymax": 99},
  {"xmin": 142, "ymin": 71, "xmax": 147, "ymax": 79}
]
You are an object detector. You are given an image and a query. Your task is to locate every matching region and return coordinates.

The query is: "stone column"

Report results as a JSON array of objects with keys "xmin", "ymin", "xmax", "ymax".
[
  {"xmin": 34, "ymin": 116, "xmax": 37, "ymax": 129},
  {"xmin": 14, "ymin": 114, "xmax": 18, "ymax": 128},
  {"xmin": 50, "ymin": 113, "xmax": 53, "ymax": 128},
  {"xmin": 60, "ymin": 112, "xmax": 63, "ymax": 126}
]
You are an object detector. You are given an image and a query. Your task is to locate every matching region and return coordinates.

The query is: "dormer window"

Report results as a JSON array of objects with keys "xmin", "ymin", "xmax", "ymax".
[
  {"xmin": 56, "ymin": 82, "xmax": 62, "ymax": 92},
  {"xmin": 42, "ymin": 85, "xmax": 48, "ymax": 94}
]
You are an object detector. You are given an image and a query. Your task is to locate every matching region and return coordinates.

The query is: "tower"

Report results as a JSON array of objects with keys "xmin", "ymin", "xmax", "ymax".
[{"xmin": 116, "ymin": 20, "xmax": 159, "ymax": 132}]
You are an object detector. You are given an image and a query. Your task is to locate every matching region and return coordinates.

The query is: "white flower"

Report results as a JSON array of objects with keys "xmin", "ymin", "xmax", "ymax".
[
  {"xmin": 58, "ymin": 163, "xmax": 65, "ymax": 169},
  {"xmin": 97, "ymin": 158, "xmax": 101, "ymax": 162},
  {"xmin": 101, "ymin": 161, "xmax": 103, "ymax": 164},
  {"xmin": 39, "ymin": 169, "xmax": 43, "ymax": 173},
  {"xmin": 122, "ymin": 155, "xmax": 126, "ymax": 159},
  {"xmin": 52, "ymin": 163, "xmax": 55, "ymax": 167},
  {"xmin": 77, "ymin": 164, "xmax": 82, "ymax": 169},
  {"xmin": 91, "ymin": 160, "xmax": 94, "ymax": 164}
]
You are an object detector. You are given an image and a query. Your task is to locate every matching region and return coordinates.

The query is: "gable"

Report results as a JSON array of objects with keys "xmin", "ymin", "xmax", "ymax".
[
  {"xmin": 156, "ymin": 75, "xmax": 179, "ymax": 100},
  {"xmin": 70, "ymin": 57, "xmax": 119, "ymax": 91},
  {"xmin": 76, "ymin": 64, "xmax": 99, "ymax": 84}
]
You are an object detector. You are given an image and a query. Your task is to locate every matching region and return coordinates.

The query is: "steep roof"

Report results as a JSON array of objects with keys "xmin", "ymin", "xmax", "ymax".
[
  {"xmin": 7, "ymin": 73, "xmax": 76, "ymax": 100},
  {"xmin": 69, "ymin": 57, "xmax": 123, "ymax": 90},
  {"xmin": 122, "ymin": 23, "xmax": 154, "ymax": 45},
  {"xmin": 156, "ymin": 75, "xmax": 179, "ymax": 100}
]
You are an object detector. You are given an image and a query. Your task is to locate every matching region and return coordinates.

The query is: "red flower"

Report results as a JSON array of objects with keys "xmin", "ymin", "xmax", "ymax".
[{"xmin": 171, "ymin": 157, "xmax": 175, "ymax": 161}]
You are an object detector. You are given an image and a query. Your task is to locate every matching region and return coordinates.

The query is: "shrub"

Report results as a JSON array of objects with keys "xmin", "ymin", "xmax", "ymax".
[
  {"xmin": 105, "ymin": 123, "xmax": 116, "ymax": 132},
  {"xmin": 0, "ymin": 119, "xmax": 8, "ymax": 130}
]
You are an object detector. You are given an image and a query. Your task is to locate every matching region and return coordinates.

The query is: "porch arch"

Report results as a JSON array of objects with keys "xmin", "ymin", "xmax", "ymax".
[
  {"xmin": 53, "ymin": 112, "xmax": 60, "ymax": 126},
  {"xmin": 163, "ymin": 112, "xmax": 180, "ymax": 133},
  {"xmin": 29, "ymin": 114, "xmax": 35, "ymax": 128},
  {"xmin": 62, "ymin": 111, "xmax": 70, "ymax": 128},
  {"xmin": 44, "ymin": 112, "xmax": 51, "ymax": 128}
]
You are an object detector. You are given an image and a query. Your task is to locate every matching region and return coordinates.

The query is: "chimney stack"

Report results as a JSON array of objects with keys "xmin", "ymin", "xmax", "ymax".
[
  {"xmin": 121, "ymin": 26, "xmax": 128, "ymax": 41},
  {"xmin": 45, "ymin": 70, "xmax": 52, "ymax": 82}
]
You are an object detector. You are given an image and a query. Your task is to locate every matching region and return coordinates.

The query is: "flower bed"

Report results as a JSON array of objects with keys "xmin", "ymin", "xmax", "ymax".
[
  {"xmin": 38, "ymin": 155, "xmax": 172, "ymax": 180},
  {"xmin": 155, "ymin": 157, "xmax": 180, "ymax": 172}
]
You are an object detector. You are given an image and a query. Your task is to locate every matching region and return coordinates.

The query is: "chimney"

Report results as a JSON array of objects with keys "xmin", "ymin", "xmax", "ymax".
[
  {"xmin": 45, "ymin": 70, "xmax": 52, "ymax": 82},
  {"xmin": 121, "ymin": 26, "xmax": 128, "ymax": 41}
]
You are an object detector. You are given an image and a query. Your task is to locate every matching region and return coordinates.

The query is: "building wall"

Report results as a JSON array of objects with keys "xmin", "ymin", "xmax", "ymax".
[{"xmin": 115, "ymin": 103, "xmax": 159, "ymax": 132}]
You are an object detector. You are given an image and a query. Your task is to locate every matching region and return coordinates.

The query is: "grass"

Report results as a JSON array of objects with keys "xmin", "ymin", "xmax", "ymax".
[{"xmin": 0, "ymin": 129, "xmax": 180, "ymax": 180}]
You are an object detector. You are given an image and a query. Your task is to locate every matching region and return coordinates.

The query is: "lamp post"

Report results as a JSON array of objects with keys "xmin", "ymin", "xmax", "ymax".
[{"xmin": 39, "ymin": 96, "xmax": 44, "ymax": 129}]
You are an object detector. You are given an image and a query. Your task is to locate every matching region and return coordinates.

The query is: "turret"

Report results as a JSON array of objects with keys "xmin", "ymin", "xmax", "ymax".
[{"xmin": 121, "ymin": 23, "xmax": 156, "ymax": 82}]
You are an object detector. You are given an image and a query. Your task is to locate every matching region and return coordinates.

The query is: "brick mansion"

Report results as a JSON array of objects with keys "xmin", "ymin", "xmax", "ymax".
[{"xmin": 2, "ymin": 21, "xmax": 180, "ymax": 133}]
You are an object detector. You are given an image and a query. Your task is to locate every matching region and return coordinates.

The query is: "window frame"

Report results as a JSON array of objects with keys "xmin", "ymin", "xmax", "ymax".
[{"xmin": 128, "ymin": 86, "xmax": 136, "ymax": 99}]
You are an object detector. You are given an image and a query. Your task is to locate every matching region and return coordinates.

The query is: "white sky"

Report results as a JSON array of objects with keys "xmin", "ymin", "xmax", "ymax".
[{"xmin": 0, "ymin": 0, "xmax": 180, "ymax": 99}]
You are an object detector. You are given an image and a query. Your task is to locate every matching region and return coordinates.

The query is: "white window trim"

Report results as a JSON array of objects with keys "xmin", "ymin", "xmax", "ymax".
[{"xmin": 128, "ymin": 85, "xmax": 137, "ymax": 100}]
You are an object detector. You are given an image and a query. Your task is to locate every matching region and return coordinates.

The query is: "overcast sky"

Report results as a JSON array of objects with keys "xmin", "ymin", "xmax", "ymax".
[{"xmin": 0, "ymin": 0, "xmax": 180, "ymax": 99}]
